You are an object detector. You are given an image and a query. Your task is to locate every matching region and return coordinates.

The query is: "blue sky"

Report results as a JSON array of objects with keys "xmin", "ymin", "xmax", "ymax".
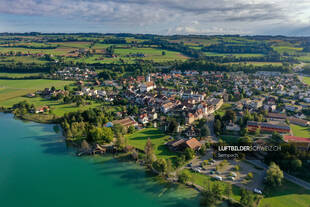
[{"xmin": 0, "ymin": 0, "xmax": 310, "ymax": 35}]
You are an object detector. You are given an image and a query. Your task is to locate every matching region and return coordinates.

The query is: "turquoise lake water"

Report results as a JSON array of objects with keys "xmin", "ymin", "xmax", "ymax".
[{"xmin": 0, "ymin": 113, "xmax": 199, "ymax": 207}]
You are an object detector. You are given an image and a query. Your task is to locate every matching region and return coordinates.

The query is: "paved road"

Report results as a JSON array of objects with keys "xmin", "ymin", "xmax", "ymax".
[
  {"xmin": 247, "ymin": 160, "xmax": 310, "ymax": 190},
  {"xmin": 206, "ymin": 114, "xmax": 218, "ymax": 142}
]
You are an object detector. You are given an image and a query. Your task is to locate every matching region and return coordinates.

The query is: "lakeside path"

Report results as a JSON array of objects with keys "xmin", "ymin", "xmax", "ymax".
[{"xmin": 247, "ymin": 160, "xmax": 310, "ymax": 190}]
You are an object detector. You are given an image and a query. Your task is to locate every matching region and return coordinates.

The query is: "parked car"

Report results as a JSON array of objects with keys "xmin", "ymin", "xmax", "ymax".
[
  {"xmin": 231, "ymin": 172, "xmax": 237, "ymax": 177},
  {"xmin": 193, "ymin": 167, "xmax": 201, "ymax": 173},
  {"xmin": 253, "ymin": 188, "xmax": 263, "ymax": 194},
  {"xmin": 229, "ymin": 176, "xmax": 235, "ymax": 181},
  {"xmin": 215, "ymin": 176, "xmax": 223, "ymax": 181}
]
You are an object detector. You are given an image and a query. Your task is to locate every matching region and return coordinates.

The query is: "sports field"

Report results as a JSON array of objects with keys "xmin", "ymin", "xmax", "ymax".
[{"xmin": 290, "ymin": 124, "xmax": 310, "ymax": 138}]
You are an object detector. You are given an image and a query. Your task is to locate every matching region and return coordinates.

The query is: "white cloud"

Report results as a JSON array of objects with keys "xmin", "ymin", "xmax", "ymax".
[{"xmin": 0, "ymin": 0, "xmax": 310, "ymax": 34}]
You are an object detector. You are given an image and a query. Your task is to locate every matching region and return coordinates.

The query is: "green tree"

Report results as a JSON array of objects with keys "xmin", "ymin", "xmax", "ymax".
[
  {"xmin": 178, "ymin": 170, "xmax": 191, "ymax": 184},
  {"xmin": 89, "ymin": 127, "xmax": 104, "ymax": 142},
  {"xmin": 240, "ymin": 127, "xmax": 248, "ymax": 136},
  {"xmin": 152, "ymin": 158, "xmax": 168, "ymax": 175},
  {"xmin": 113, "ymin": 124, "xmax": 126, "ymax": 135},
  {"xmin": 201, "ymin": 125, "xmax": 210, "ymax": 137},
  {"xmin": 223, "ymin": 109, "xmax": 236, "ymax": 122},
  {"xmin": 115, "ymin": 133, "xmax": 127, "ymax": 151},
  {"xmin": 247, "ymin": 172, "xmax": 254, "ymax": 180},
  {"xmin": 144, "ymin": 138, "xmax": 156, "ymax": 164},
  {"xmin": 89, "ymin": 127, "xmax": 113, "ymax": 143},
  {"xmin": 212, "ymin": 182, "xmax": 223, "ymax": 201},
  {"xmin": 240, "ymin": 189, "xmax": 254, "ymax": 207},
  {"xmin": 271, "ymin": 132, "xmax": 283, "ymax": 143},
  {"xmin": 224, "ymin": 184, "xmax": 232, "ymax": 198},
  {"xmin": 128, "ymin": 125, "xmax": 136, "ymax": 134},
  {"xmin": 290, "ymin": 159, "xmax": 302, "ymax": 171},
  {"xmin": 266, "ymin": 162, "xmax": 284, "ymax": 187},
  {"xmin": 201, "ymin": 187, "xmax": 217, "ymax": 207},
  {"xmin": 167, "ymin": 119, "xmax": 178, "ymax": 133},
  {"xmin": 199, "ymin": 144, "xmax": 207, "ymax": 155},
  {"xmin": 214, "ymin": 119, "xmax": 222, "ymax": 135},
  {"xmin": 184, "ymin": 148, "xmax": 195, "ymax": 160},
  {"xmin": 102, "ymin": 127, "xmax": 114, "ymax": 143}
]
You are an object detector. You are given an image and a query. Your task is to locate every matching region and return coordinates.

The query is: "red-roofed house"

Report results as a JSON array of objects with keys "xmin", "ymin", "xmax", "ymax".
[
  {"xmin": 185, "ymin": 138, "xmax": 202, "ymax": 151},
  {"xmin": 283, "ymin": 135, "xmax": 310, "ymax": 151}
]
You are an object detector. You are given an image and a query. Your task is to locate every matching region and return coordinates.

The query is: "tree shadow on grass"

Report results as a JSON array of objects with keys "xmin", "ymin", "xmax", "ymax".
[
  {"xmin": 263, "ymin": 180, "xmax": 310, "ymax": 198},
  {"xmin": 130, "ymin": 135, "xmax": 164, "ymax": 141}
]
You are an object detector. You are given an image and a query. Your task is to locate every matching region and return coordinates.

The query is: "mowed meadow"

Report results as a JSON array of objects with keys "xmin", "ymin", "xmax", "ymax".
[
  {"xmin": 0, "ymin": 40, "xmax": 189, "ymax": 64},
  {"xmin": 0, "ymin": 79, "xmax": 72, "ymax": 104},
  {"xmin": 301, "ymin": 76, "xmax": 310, "ymax": 85}
]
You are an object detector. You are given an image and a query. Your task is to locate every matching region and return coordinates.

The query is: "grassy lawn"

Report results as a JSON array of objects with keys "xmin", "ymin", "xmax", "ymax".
[
  {"xmin": 290, "ymin": 124, "xmax": 310, "ymax": 138},
  {"xmin": 125, "ymin": 128, "xmax": 177, "ymax": 159},
  {"xmin": 220, "ymin": 135, "xmax": 241, "ymax": 144},
  {"xmin": 259, "ymin": 180, "xmax": 310, "ymax": 207},
  {"xmin": 215, "ymin": 103, "xmax": 232, "ymax": 116},
  {"xmin": 0, "ymin": 79, "xmax": 73, "ymax": 104},
  {"xmin": 182, "ymin": 169, "xmax": 241, "ymax": 201},
  {"xmin": 300, "ymin": 76, "xmax": 310, "ymax": 85}
]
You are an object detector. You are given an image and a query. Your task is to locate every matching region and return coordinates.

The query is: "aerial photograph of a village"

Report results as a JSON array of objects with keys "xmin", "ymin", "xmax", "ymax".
[{"xmin": 0, "ymin": 1, "xmax": 310, "ymax": 207}]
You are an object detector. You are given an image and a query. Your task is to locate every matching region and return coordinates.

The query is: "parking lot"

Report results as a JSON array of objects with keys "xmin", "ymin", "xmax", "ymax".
[{"xmin": 187, "ymin": 150, "xmax": 266, "ymax": 192}]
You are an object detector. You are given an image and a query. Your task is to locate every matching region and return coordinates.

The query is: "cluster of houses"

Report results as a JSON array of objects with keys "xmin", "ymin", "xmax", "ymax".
[
  {"xmin": 52, "ymin": 67, "xmax": 97, "ymax": 81},
  {"xmin": 123, "ymin": 74, "xmax": 223, "ymax": 128}
]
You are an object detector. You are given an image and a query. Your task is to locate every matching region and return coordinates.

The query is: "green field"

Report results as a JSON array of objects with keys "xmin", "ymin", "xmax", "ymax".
[
  {"xmin": 53, "ymin": 41, "xmax": 91, "ymax": 49},
  {"xmin": 0, "ymin": 96, "xmax": 101, "ymax": 116},
  {"xmin": 0, "ymin": 79, "xmax": 72, "ymax": 103},
  {"xmin": 290, "ymin": 124, "xmax": 310, "ymax": 138},
  {"xmin": 259, "ymin": 180, "xmax": 310, "ymax": 207},
  {"xmin": 272, "ymin": 46, "xmax": 303, "ymax": 55},
  {"xmin": 204, "ymin": 52, "xmax": 264, "ymax": 58},
  {"xmin": 225, "ymin": 62, "xmax": 283, "ymax": 66},
  {"xmin": 297, "ymin": 53, "xmax": 310, "ymax": 63},
  {"xmin": 0, "ymin": 56, "xmax": 48, "ymax": 64},
  {"xmin": 125, "ymin": 128, "xmax": 177, "ymax": 159},
  {"xmin": 0, "ymin": 40, "xmax": 189, "ymax": 64},
  {"xmin": 301, "ymin": 76, "xmax": 310, "ymax": 85},
  {"xmin": 64, "ymin": 47, "xmax": 188, "ymax": 64},
  {"xmin": 182, "ymin": 169, "xmax": 241, "ymax": 201},
  {"xmin": 0, "ymin": 73, "xmax": 42, "ymax": 78}
]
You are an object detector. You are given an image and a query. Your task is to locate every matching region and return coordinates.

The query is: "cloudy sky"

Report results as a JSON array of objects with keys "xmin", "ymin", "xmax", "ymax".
[{"xmin": 0, "ymin": 0, "xmax": 310, "ymax": 35}]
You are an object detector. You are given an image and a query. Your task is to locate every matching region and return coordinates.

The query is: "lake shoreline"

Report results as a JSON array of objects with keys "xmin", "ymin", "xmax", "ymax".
[
  {"xmin": 0, "ymin": 112, "xmax": 203, "ymax": 200},
  {"xmin": 0, "ymin": 112, "xmax": 201, "ymax": 206}
]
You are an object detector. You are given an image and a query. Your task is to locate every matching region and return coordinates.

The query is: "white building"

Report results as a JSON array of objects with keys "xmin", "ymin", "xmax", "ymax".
[{"xmin": 140, "ymin": 81, "xmax": 156, "ymax": 92}]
